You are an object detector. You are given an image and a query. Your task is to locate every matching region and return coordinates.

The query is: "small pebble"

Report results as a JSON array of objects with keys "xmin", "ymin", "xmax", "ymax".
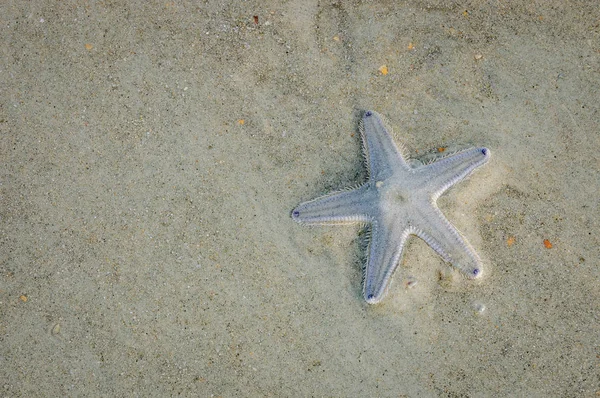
[
  {"xmin": 472, "ymin": 302, "xmax": 486, "ymax": 314},
  {"xmin": 51, "ymin": 323, "xmax": 61, "ymax": 335}
]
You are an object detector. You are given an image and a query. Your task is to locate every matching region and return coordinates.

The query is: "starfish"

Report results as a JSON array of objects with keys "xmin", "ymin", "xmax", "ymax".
[{"xmin": 292, "ymin": 111, "xmax": 490, "ymax": 304}]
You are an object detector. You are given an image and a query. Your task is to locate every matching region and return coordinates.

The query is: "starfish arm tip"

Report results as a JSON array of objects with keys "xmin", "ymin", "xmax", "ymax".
[
  {"xmin": 467, "ymin": 266, "xmax": 483, "ymax": 279},
  {"xmin": 364, "ymin": 293, "xmax": 381, "ymax": 305},
  {"xmin": 480, "ymin": 147, "xmax": 491, "ymax": 160},
  {"xmin": 291, "ymin": 208, "xmax": 301, "ymax": 220}
]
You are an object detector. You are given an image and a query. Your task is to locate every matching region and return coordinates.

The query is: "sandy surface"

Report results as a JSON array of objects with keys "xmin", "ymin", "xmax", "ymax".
[{"xmin": 1, "ymin": 1, "xmax": 598, "ymax": 396}]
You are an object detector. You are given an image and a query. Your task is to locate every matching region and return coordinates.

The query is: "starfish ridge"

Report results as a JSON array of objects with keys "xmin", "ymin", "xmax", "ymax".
[{"xmin": 292, "ymin": 111, "xmax": 490, "ymax": 304}]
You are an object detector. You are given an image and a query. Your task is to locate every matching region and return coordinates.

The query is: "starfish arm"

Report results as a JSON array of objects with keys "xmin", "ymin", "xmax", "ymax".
[
  {"xmin": 361, "ymin": 111, "xmax": 409, "ymax": 180},
  {"xmin": 363, "ymin": 219, "xmax": 411, "ymax": 304},
  {"xmin": 412, "ymin": 204, "xmax": 483, "ymax": 279},
  {"xmin": 423, "ymin": 147, "xmax": 490, "ymax": 200},
  {"xmin": 291, "ymin": 184, "xmax": 375, "ymax": 225}
]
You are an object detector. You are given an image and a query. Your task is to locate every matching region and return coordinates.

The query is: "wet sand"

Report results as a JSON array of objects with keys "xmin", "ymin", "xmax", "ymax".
[{"xmin": 1, "ymin": 1, "xmax": 598, "ymax": 396}]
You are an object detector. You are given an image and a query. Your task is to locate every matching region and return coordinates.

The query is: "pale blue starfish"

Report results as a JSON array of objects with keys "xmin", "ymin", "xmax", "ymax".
[{"xmin": 292, "ymin": 111, "xmax": 490, "ymax": 304}]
